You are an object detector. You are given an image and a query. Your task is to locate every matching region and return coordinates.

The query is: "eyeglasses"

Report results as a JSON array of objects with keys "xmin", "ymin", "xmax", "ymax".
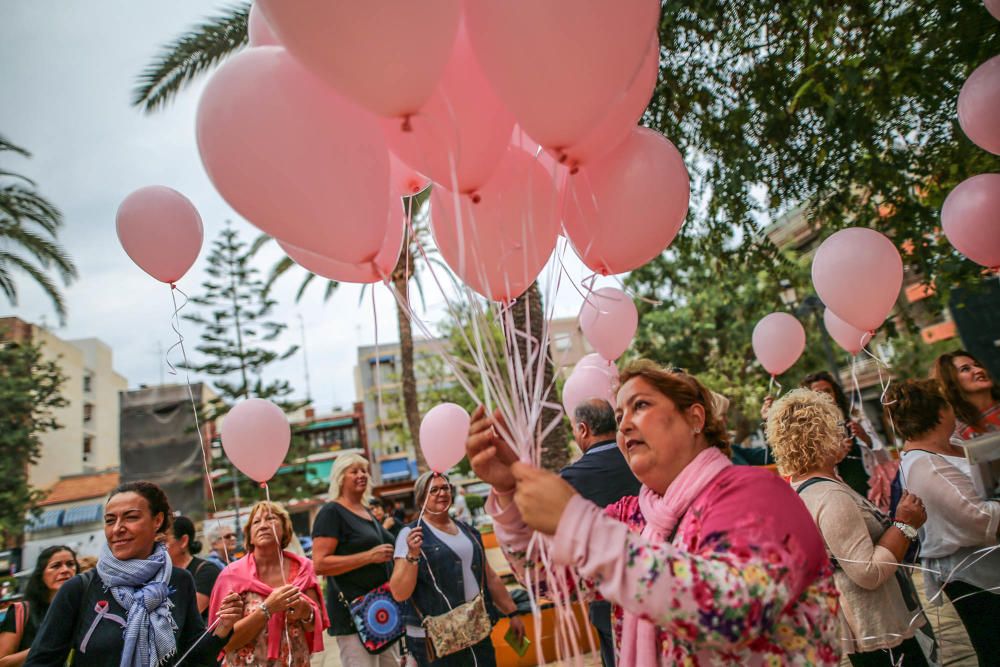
[
  {"xmin": 223, "ymin": 533, "xmax": 236, "ymax": 540},
  {"xmin": 428, "ymin": 485, "xmax": 453, "ymax": 496},
  {"xmin": 668, "ymin": 366, "xmax": 687, "ymax": 374}
]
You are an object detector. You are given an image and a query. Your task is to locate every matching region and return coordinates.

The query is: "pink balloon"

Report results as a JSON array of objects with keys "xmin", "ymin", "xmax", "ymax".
[
  {"xmin": 562, "ymin": 366, "xmax": 616, "ymax": 422},
  {"xmin": 941, "ymin": 173, "xmax": 1000, "ymax": 269},
  {"xmin": 811, "ymin": 227, "xmax": 903, "ymax": 333},
  {"xmin": 279, "ymin": 203, "xmax": 405, "ymax": 284},
  {"xmin": 824, "ymin": 308, "xmax": 872, "ymax": 356},
  {"xmin": 464, "ymin": 0, "xmax": 659, "ymax": 150},
  {"xmin": 430, "ymin": 148, "xmax": 560, "ymax": 302},
  {"xmin": 752, "ymin": 313, "xmax": 806, "ymax": 376},
  {"xmin": 578, "ymin": 287, "xmax": 638, "ymax": 361},
  {"xmin": 247, "ymin": 3, "xmax": 279, "ymax": 47},
  {"xmin": 563, "ymin": 127, "xmax": 689, "ymax": 275},
  {"xmin": 575, "ymin": 352, "xmax": 617, "ymax": 378},
  {"xmin": 196, "ymin": 47, "xmax": 390, "ymax": 263},
  {"xmin": 987, "ymin": 0, "xmax": 1000, "ymax": 21},
  {"xmin": 221, "ymin": 398, "xmax": 290, "ymax": 483},
  {"xmin": 419, "ymin": 403, "xmax": 471, "ymax": 473},
  {"xmin": 554, "ymin": 37, "xmax": 659, "ymax": 168},
  {"xmin": 958, "ymin": 55, "xmax": 1000, "ymax": 155},
  {"xmin": 258, "ymin": 0, "xmax": 460, "ymax": 118},
  {"xmin": 510, "ymin": 126, "xmax": 568, "ymax": 194},
  {"xmin": 390, "ymin": 153, "xmax": 430, "ymax": 199},
  {"xmin": 116, "ymin": 186, "xmax": 203, "ymax": 284},
  {"xmin": 382, "ymin": 23, "xmax": 515, "ymax": 194}
]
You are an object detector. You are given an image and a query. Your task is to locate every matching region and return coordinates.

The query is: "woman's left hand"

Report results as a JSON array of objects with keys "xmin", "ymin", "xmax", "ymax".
[
  {"xmin": 286, "ymin": 600, "xmax": 313, "ymax": 624},
  {"xmin": 508, "ymin": 615, "xmax": 526, "ymax": 642},
  {"xmin": 511, "ymin": 463, "xmax": 577, "ymax": 535},
  {"xmin": 848, "ymin": 420, "xmax": 872, "ymax": 446},
  {"xmin": 214, "ymin": 592, "xmax": 244, "ymax": 635}
]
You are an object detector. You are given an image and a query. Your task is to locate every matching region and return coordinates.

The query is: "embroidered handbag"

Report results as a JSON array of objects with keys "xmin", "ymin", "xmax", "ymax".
[{"xmin": 344, "ymin": 582, "xmax": 406, "ymax": 654}]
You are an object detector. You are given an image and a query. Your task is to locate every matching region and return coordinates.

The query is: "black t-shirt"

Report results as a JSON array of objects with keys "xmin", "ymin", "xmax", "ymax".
[
  {"xmin": 0, "ymin": 600, "xmax": 43, "ymax": 651},
  {"xmin": 311, "ymin": 502, "xmax": 394, "ymax": 635},
  {"xmin": 185, "ymin": 556, "xmax": 221, "ymax": 620}
]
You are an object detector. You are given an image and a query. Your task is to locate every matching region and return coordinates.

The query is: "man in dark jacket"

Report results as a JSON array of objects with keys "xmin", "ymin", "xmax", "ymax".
[{"xmin": 560, "ymin": 399, "xmax": 640, "ymax": 666}]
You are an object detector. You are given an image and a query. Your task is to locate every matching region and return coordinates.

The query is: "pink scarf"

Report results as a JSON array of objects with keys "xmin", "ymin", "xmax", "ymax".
[
  {"xmin": 209, "ymin": 551, "xmax": 330, "ymax": 659},
  {"xmin": 623, "ymin": 446, "xmax": 732, "ymax": 666}
]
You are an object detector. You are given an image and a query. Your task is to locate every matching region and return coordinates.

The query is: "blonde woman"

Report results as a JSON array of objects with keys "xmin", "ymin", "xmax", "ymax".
[
  {"xmin": 312, "ymin": 453, "xmax": 400, "ymax": 665},
  {"xmin": 767, "ymin": 389, "xmax": 931, "ymax": 667}
]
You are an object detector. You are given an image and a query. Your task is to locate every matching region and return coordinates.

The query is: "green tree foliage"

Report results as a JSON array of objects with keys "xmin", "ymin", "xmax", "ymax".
[{"xmin": 0, "ymin": 338, "xmax": 66, "ymax": 542}]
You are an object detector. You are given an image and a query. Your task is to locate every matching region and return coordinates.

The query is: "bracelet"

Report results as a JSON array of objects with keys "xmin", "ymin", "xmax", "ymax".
[
  {"xmin": 259, "ymin": 602, "xmax": 272, "ymax": 622},
  {"xmin": 893, "ymin": 521, "xmax": 918, "ymax": 541},
  {"xmin": 405, "ymin": 554, "xmax": 420, "ymax": 564}
]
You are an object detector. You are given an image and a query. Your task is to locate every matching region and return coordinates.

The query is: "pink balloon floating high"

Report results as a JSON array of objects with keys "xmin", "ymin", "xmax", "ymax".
[
  {"xmin": 811, "ymin": 227, "xmax": 903, "ymax": 333},
  {"xmin": 247, "ymin": 3, "xmax": 279, "ymax": 47},
  {"xmin": 752, "ymin": 312, "xmax": 806, "ymax": 376},
  {"xmin": 958, "ymin": 55, "xmax": 1000, "ymax": 155},
  {"xmin": 419, "ymin": 403, "xmax": 471, "ymax": 473},
  {"xmin": 941, "ymin": 173, "xmax": 1000, "ymax": 270},
  {"xmin": 987, "ymin": 0, "xmax": 1000, "ymax": 21},
  {"xmin": 221, "ymin": 398, "xmax": 290, "ymax": 483},
  {"xmin": 562, "ymin": 365, "xmax": 617, "ymax": 423},
  {"xmin": 824, "ymin": 308, "xmax": 872, "ymax": 356},
  {"xmin": 578, "ymin": 287, "xmax": 638, "ymax": 362},
  {"xmin": 389, "ymin": 153, "xmax": 430, "ymax": 199},
  {"xmin": 115, "ymin": 185, "xmax": 203, "ymax": 284}
]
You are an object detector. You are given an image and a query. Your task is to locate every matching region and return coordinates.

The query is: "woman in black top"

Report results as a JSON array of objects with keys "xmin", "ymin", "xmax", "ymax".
[
  {"xmin": 312, "ymin": 454, "xmax": 399, "ymax": 666},
  {"xmin": 25, "ymin": 481, "xmax": 244, "ymax": 666},
  {"xmin": 167, "ymin": 516, "xmax": 222, "ymax": 620},
  {"xmin": 0, "ymin": 545, "xmax": 79, "ymax": 666}
]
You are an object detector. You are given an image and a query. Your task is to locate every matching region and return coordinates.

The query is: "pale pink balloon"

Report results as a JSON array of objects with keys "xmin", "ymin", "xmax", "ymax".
[
  {"xmin": 221, "ymin": 398, "xmax": 290, "ymax": 482},
  {"xmin": 578, "ymin": 287, "xmax": 638, "ymax": 361},
  {"xmin": 958, "ymin": 55, "xmax": 1000, "ymax": 155},
  {"xmin": 430, "ymin": 148, "xmax": 560, "ymax": 302},
  {"xmin": 279, "ymin": 203, "xmax": 405, "ymax": 284},
  {"xmin": 987, "ymin": 0, "xmax": 1000, "ymax": 20},
  {"xmin": 419, "ymin": 403, "xmax": 471, "ymax": 473},
  {"xmin": 465, "ymin": 0, "xmax": 659, "ymax": 150},
  {"xmin": 941, "ymin": 173, "xmax": 1000, "ymax": 269},
  {"xmin": 752, "ymin": 313, "xmax": 806, "ymax": 376},
  {"xmin": 562, "ymin": 366, "xmax": 616, "ymax": 422},
  {"xmin": 258, "ymin": 0, "xmax": 460, "ymax": 118},
  {"xmin": 115, "ymin": 185, "xmax": 203, "ymax": 284},
  {"xmin": 247, "ymin": 3, "xmax": 279, "ymax": 47},
  {"xmin": 563, "ymin": 127, "xmax": 690, "ymax": 275},
  {"xmin": 196, "ymin": 47, "xmax": 390, "ymax": 263},
  {"xmin": 554, "ymin": 37, "xmax": 660, "ymax": 169},
  {"xmin": 510, "ymin": 125, "xmax": 568, "ymax": 193},
  {"xmin": 574, "ymin": 352, "xmax": 617, "ymax": 378},
  {"xmin": 824, "ymin": 308, "xmax": 872, "ymax": 355},
  {"xmin": 390, "ymin": 153, "xmax": 430, "ymax": 198},
  {"xmin": 382, "ymin": 23, "xmax": 515, "ymax": 194},
  {"xmin": 811, "ymin": 228, "xmax": 903, "ymax": 333}
]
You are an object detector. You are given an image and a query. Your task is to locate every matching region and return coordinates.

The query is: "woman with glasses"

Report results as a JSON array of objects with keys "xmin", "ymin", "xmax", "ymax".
[
  {"xmin": 389, "ymin": 472, "xmax": 525, "ymax": 666},
  {"xmin": 206, "ymin": 523, "xmax": 239, "ymax": 569}
]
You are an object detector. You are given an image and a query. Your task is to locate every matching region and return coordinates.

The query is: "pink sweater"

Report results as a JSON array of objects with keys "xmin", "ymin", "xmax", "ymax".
[{"xmin": 490, "ymin": 466, "xmax": 841, "ymax": 665}]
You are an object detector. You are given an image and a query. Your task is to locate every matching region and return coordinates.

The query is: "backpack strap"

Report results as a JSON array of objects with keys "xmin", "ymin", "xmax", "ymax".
[
  {"xmin": 793, "ymin": 477, "xmax": 842, "ymax": 570},
  {"xmin": 14, "ymin": 600, "xmax": 27, "ymax": 637}
]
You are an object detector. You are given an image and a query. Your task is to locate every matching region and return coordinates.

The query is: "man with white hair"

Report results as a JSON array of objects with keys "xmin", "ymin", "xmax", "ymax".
[{"xmin": 204, "ymin": 522, "xmax": 238, "ymax": 569}]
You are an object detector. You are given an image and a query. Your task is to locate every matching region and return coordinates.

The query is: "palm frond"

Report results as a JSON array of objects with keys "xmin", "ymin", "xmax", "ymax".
[
  {"xmin": 323, "ymin": 279, "xmax": 339, "ymax": 302},
  {"xmin": 0, "ymin": 183, "xmax": 64, "ymax": 236},
  {"xmin": 294, "ymin": 272, "xmax": 317, "ymax": 303},
  {"xmin": 0, "ymin": 224, "xmax": 77, "ymax": 282},
  {"xmin": 263, "ymin": 254, "xmax": 295, "ymax": 296},
  {"xmin": 248, "ymin": 232, "xmax": 273, "ymax": 256},
  {"xmin": 132, "ymin": 3, "xmax": 250, "ymax": 114},
  {"xmin": 0, "ymin": 251, "xmax": 68, "ymax": 322},
  {"xmin": 0, "ymin": 135, "xmax": 30, "ymax": 158}
]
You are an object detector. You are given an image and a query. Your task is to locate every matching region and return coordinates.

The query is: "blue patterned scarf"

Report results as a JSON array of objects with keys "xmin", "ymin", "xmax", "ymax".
[{"xmin": 97, "ymin": 542, "xmax": 177, "ymax": 667}]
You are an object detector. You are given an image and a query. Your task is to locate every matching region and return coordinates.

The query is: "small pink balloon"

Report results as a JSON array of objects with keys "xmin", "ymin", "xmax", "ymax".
[
  {"xmin": 941, "ymin": 173, "xmax": 1000, "ymax": 269},
  {"xmin": 279, "ymin": 203, "xmax": 405, "ymax": 284},
  {"xmin": 958, "ymin": 55, "xmax": 1000, "ymax": 155},
  {"xmin": 811, "ymin": 228, "xmax": 903, "ymax": 333},
  {"xmin": 115, "ymin": 186, "xmax": 203, "ymax": 284},
  {"xmin": 987, "ymin": 0, "xmax": 1000, "ymax": 21},
  {"xmin": 430, "ymin": 148, "xmax": 560, "ymax": 302},
  {"xmin": 419, "ymin": 403, "xmax": 471, "ymax": 473},
  {"xmin": 382, "ymin": 22, "xmax": 515, "ymax": 194},
  {"xmin": 196, "ymin": 47, "xmax": 391, "ymax": 264},
  {"xmin": 563, "ymin": 127, "xmax": 689, "ymax": 275},
  {"xmin": 578, "ymin": 287, "xmax": 638, "ymax": 361},
  {"xmin": 562, "ymin": 365, "xmax": 616, "ymax": 422},
  {"xmin": 824, "ymin": 308, "xmax": 872, "ymax": 355},
  {"xmin": 258, "ymin": 0, "xmax": 460, "ymax": 118},
  {"xmin": 465, "ymin": 0, "xmax": 659, "ymax": 149},
  {"xmin": 575, "ymin": 353, "xmax": 617, "ymax": 377},
  {"xmin": 390, "ymin": 153, "xmax": 430, "ymax": 198},
  {"xmin": 247, "ymin": 3, "xmax": 279, "ymax": 47},
  {"xmin": 554, "ymin": 37, "xmax": 659, "ymax": 168},
  {"xmin": 221, "ymin": 398, "xmax": 290, "ymax": 483},
  {"xmin": 752, "ymin": 313, "xmax": 806, "ymax": 376}
]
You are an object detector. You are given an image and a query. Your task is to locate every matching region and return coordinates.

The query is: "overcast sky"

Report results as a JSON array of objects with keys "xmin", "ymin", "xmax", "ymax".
[{"xmin": 1, "ymin": 2, "xmax": 610, "ymax": 412}]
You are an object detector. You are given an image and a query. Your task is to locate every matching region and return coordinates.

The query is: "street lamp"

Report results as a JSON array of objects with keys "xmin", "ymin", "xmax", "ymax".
[{"xmin": 778, "ymin": 280, "xmax": 841, "ymax": 378}]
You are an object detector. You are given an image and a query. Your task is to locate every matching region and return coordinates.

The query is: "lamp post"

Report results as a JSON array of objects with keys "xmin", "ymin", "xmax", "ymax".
[{"xmin": 778, "ymin": 280, "xmax": 841, "ymax": 378}]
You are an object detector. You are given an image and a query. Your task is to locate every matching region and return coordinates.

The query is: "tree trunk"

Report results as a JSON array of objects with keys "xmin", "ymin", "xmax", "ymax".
[
  {"xmin": 392, "ymin": 249, "xmax": 427, "ymax": 472},
  {"xmin": 511, "ymin": 282, "xmax": 568, "ymax": 472}
]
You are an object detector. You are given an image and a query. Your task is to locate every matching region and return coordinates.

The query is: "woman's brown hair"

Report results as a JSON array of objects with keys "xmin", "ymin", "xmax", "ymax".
[
  {"xmin": 932, "ymin": 350, "xmax": 1000, "ymax": 431},
  {"xmin": 618, "ymin": 360, "xmax": 731, "ymax": 456}
]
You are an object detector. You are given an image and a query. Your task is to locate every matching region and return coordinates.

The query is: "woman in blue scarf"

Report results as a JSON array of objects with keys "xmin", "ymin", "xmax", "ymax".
[{"xmin": 25, "ymin": 481, "xmax": 244, "ymax": 666}]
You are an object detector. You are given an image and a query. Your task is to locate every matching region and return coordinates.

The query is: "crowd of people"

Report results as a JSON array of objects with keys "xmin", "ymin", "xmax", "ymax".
[{"xmin": 0, "ymin": 349, "xmax": 996, "ymax": 666}]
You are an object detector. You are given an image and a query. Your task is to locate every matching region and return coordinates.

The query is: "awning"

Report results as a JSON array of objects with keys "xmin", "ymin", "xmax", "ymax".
[
  {"xmin": 61, "ymin": 503, "xmax": 103, "ymax": 527},
  {"xmin": 26, "ymin": 509, "xmax": 63, "ymax": 532},
  {"xmin": 299, "ymin": 418, "xmax": 355, "ymax": 431},
  {"xmin": 380, "ymin": 458, "xmax": 415, "ymax": 483},
  {"xmin": 368, "ymin": 355, "xmax": 395, "ymax": 365}
]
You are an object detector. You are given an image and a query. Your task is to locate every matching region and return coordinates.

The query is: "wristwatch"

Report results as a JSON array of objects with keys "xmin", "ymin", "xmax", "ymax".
[
  {"xmin": 893, "ymin": 521, "xmax": 918, "ymax": 541},
  {"xmin": 259, "ymin": 602, "xmax": 272, "ymax": 622}
]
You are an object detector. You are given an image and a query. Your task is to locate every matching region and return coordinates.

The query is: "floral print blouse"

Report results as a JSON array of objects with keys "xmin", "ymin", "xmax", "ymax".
[
  {"xmin": 490, "ymin": 466, "xmax": 842, "ymax": 665},
  {"xmin": 223, "ymin": 591, "xmax": 312, "ymax": 667}
]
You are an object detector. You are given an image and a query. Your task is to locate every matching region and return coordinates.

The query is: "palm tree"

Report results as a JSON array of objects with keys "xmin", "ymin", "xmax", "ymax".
[{"xmin": 0, "ymin": 136, "xmax": 77, "ymax": 323}]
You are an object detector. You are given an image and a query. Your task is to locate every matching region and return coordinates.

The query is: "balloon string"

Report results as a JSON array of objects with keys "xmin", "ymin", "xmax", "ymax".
[
  {"xmin": 173, "ymin": 617, "xmax": 221, "ymax": 666},
  {"xmin": 415, "ymin": 473, "xmax": 434, "ymax": 525},
  {"xmin": 372, "ymin": 289, "xmax": 385, "ymax": 459},
  {"xmin": 263, "ymin": 481, "xmax": 293, "ymax": 667},
  {"xmin": 168, "ymin": 284, "xmax": 230, "ymax": 563},
  {"xmin": 768, "ymin": 374, "xmax": 782, "ymax": 396}
]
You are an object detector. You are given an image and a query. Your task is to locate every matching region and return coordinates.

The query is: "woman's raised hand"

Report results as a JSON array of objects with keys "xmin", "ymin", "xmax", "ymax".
[
  {"xmin": 467, "ymin": 405, "xmax": 519, "ymax": 494},
  {"xmin": 263, "ymin": 584, "xmax": 301, "ymax": 613},
  {"xmin": 405, "ymin": 526, "xmax": 424, "ymax": 559},
  {"xmin": 214, "ymin": 591, "xmax": 244, "ymax": 635}
]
